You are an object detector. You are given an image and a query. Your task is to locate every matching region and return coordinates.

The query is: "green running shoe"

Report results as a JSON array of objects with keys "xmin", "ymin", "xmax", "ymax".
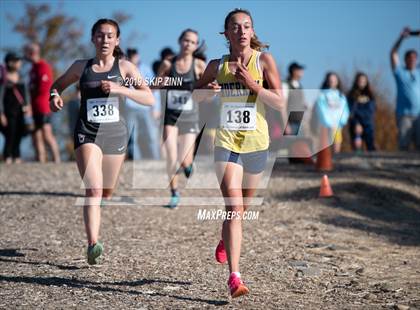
[
  {"xmin": 87, "ymin": 242, "xmax": 103, "ymax": 265},
  {"xmin": 166, "ymin": 193, "xmax": 180, "ymax": 209},
  {"xmin": 184, "ymin": 164, "xmax": 194, "ymax": 178}
]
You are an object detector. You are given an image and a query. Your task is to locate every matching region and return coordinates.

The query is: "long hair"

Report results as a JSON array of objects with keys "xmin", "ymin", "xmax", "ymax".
[
  {"xmin": 348, "ymin": 72, "xmax": 375, "ymax": 102},
  {"xmin": 178, "ymin": 28, "xmax": 206, "ymax": 59},
  {"xmin": 321, "ymin": 71, "xmax": 344, "ymax": 94},
  {"xmin": 178, "ymin": 28, "xmax": 199, "ymax": 45},
  {"xmin": 91, "ymin": 19, "xmax": 124, "ymax": 59},
  {"xmin": 221, "ymin": 8, "xmax": 269, "ymax": 51}
]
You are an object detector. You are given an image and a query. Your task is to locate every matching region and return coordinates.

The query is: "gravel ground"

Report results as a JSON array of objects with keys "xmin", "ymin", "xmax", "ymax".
[{"xmin": 1, "ymin": 152, "xmax": 420, "ymax": 309}]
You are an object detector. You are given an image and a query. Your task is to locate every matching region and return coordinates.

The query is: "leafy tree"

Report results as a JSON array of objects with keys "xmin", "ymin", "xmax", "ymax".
[{"xmin": 7, "ymin": 3, "xmax": 86, "ymax": 67}]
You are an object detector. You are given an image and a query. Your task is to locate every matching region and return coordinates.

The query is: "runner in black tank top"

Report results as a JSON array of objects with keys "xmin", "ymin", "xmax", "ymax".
[
  {"xmin": 49, "ymin": 19, "xmax": 154, "ymax": 265},
  {"xmin": 156, "ymin": 29, "xmax": 207, "ymax": 209},
  {"xmin": 164, "ymin": 56, "xmax": 199, "ymax": 133},
  {"xmin": 75, "ymin": 57, "xmax": 128, "ymax": 154}
]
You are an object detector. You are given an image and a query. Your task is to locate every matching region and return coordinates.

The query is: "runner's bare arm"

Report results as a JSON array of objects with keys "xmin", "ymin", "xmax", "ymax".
[
  {"xmin": 106, "ymin": 59, "xmax": 154, "ymax": 106},
  {"xmin": 50, "ymin": 59, "xmax": 87, "ymax": 94},
  {"xmin": 257, "ymin": 53, "xmax": 285, "ymax": 111},
  {"xmin": 50, "ymin": 59, "xmax": 87, "ymax": 112},
  {"xmin": 195, "ymin": 59, "xmax": 219, "ymax": 88},
  {"xmin": 236, "ymin": 53, "xmax": 284, "ymax": 111},
  {"xmin": 194, "ymin": 58, "xmax": 207, "ymax": 80},
  {"xmin": 193, "ymin": 59, "xmax": 221, "ymax": 103}
]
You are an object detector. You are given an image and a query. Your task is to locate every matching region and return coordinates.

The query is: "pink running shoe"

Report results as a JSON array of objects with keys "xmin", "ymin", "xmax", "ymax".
[
  {"xmin": 228, "ymin": 273, "xmax": 249, "ymax": 298},
  {"xmin": 215, "ymin": 240, "xmax": 227, "ymax": 264}
]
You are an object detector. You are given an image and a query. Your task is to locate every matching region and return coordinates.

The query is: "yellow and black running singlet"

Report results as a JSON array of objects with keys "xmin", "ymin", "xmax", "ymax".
[{"xmin": 215, "ymin": 49, "xmax": 269, "ymax": 153}]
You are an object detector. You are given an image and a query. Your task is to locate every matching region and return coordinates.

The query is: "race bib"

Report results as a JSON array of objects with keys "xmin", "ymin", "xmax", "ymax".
[
  {"xmin": 87, "ymin": 97, "xmax": 120, "ymax": 123},
  {"xmin": 221, "ymin": 102, "xmax": 257, "ymax": 131},
  {"xmin": 167, "ymin": 90, "xmax": 193, "ymax": 111}
]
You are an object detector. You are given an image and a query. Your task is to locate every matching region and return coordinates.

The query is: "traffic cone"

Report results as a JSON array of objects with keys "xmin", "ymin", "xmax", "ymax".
[
  {"xmin": 316, "ymin": 147, "xmax": 333, "ymax": 171},
  {"xmin": 316, "ymin": 127, "xmax": 333, "ymax": 171},
  {"xmin": 319, "ymin": 175, "xmax": 333, "ymax": 198}
]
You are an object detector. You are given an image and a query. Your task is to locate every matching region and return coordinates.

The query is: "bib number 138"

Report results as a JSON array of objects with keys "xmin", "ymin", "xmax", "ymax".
[{"xmin": 221, "ymin": 102, "xmax": 256, "ymax": 131}]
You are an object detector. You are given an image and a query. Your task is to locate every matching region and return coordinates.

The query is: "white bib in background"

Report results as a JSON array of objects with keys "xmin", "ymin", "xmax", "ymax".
[{"xmin": 167, "ymin": 90, "xmax": 193, "ymax": 111}]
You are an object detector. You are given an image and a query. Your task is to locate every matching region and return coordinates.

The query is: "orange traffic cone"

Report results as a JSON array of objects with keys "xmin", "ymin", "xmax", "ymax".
[
  {"xmin": 319, "ymin": 175, "xmax": 333, "ymax": 198},
  {"xmin": 316, "ymin": 147, "xmax": 333, "ymax": 171},
  {"xmin": 316, "ymin": 127, "xmax": 333, "ymax": 171}
]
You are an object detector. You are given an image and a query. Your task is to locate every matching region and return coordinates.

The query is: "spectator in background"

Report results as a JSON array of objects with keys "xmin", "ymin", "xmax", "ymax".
[
  {"xmin": 282, "ymin": 62, "xmax": 314, "ymax": 164},
  {"xmin": 0, "ymin": 62, "xmax": 7, "ymax": 140},
  {"xmin": 125, "ymin": 48, "xmax": 161, "ymax": 160},
  {"xmin": 153, "ymin": 47, "xmax": 175, "ymax": 160},
  {"xmin": 283, "ymin": 62, "xmax": 306, "ymax": 135},
  {"xmin": 0, "ymin": 53, "xmax": 30, "ymax": 163},
  {"xmin": 390, "ymin": 27, "xmax": 420, "ymax": 150},
  {"xmin": 161, "ymin": 47, "xmax": 176, "ymax": 62},
  {"xmin": 152, "ymin": 47, "xmax": 176, "ymax": 76},
  {"xmin": 314, "ymin": 72, "xmax": 349, "ymax": 153},
  {"xmin": 24, "ymin": 43, "xmax": 61, "ymax": 162},
  {"xmin": 348, "ymin": 72, "xmax": 376, "ymax": 152}
]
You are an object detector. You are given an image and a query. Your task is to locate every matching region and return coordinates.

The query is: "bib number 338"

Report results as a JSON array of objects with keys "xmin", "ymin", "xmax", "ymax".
[
  {"xmin": 221, "ymin": 102, "xmax": 256, "ymax": 131},
  {"xmin": 87, "ymin": 97, "xmax": 120, "ymax": 123}
]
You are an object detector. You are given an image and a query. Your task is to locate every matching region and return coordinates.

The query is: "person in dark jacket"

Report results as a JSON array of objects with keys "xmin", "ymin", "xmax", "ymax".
[
  {"xmin": 347, "ymin": 72, "xmax": 376, "ymax": 152},
  {"xmin": 0, "ymin": 52, "xmax": 31, "ymax": 163}
]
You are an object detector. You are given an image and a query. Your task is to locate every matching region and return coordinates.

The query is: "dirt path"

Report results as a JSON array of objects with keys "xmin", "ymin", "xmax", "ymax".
[{"xmin": 1, "ymin": 152, "xmax": 419, "ymax": 309}]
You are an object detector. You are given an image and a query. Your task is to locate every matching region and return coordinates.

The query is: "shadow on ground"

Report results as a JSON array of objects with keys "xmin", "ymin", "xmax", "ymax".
[
  {"xmin": 0, "ymin": 274, "xmax": 228, "ymax": 306},
  {"xmin": 0, "ymin": 191, "xmax": 83, "ymax": 198},
  {"xmin": 275, "ymin": 181, "xmax": 420, "ymax": 246}
]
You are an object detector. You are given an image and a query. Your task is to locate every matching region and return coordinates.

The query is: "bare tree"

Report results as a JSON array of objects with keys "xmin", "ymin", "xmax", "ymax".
[{"xmin": 6, "ymin": 4, "xmax": 139, "ymax": 70}]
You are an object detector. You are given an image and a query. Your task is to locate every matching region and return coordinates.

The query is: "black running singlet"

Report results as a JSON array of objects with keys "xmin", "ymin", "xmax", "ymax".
[
  {"xmin": 164, "ymin": 57, "xmax": 199, "ymax": 123},
  {"xmin": 78, "ymin": 57, "xmax": 127, "ymax": 137}
]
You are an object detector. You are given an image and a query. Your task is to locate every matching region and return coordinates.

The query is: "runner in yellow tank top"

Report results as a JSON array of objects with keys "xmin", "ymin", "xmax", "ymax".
[
  {"xmin": 215, "ymin": 49, "xmax": 269, "ymax": 153},
  {"xmin": 195, "ymin": 8, "xmax": 285, "ymax": 298}
]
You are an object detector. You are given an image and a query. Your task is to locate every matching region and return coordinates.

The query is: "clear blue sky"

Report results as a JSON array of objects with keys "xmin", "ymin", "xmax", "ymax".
[{"xmin": 1, "ymin": 0, "xmax": 419, "ymax": 98}]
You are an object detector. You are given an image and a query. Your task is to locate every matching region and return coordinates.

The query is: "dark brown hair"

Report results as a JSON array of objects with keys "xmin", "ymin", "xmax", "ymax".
[
  {"xmin": 321, "ymin": 72, "xmax": 344, "ymax": 94},
  {"xmin": 178, "ymin": 28, "xmax": 199, "ymax": 44},
  {"xmin": 178, "ymin": 29, "xmax": 206, "ymax": 59},
  {"xmin": 221, "ymin": 8, "xmax": 269, "ymax": 51},
  {"xmin": 405, "ymin": 49, "xmax": 418, "ymax": 60},
  {"xmin": 91, "ymin": 19, "xmax": 124, "ymax": 58},
  {"xmin": 348, "ymin": 72, "xmax": 375, "ymax": 101}
]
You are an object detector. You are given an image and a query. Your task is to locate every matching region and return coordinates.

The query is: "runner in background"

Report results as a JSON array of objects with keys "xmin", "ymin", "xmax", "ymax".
[{"xmin": 157, "ymin": 29, "xmax": 206, "ymax": 209}]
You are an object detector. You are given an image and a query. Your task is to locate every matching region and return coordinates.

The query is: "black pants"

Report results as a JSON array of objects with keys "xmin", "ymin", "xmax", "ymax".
[
  {"xmin": 349, "ymin": 117, "xmax": 375, "ymax": 151},
  {"xmin": 3, "ymin": 112, "xmax": 24, "ymax": 159}
]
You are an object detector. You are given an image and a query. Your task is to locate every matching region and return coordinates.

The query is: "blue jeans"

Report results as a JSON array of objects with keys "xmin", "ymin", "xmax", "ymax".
[
  {"xmin": 125, "ymin": 106, "xmax": 160, "ymax": 160},
  {"xmin": 397, "ymin": 115, "xmax": 420, "ymax": 151}
]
